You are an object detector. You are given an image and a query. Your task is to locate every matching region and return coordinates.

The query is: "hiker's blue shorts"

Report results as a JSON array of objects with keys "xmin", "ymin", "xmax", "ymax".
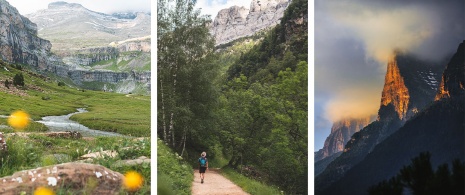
[{"xmin": 199, "ymin": 167, "xmax": 207, "ymax": 173}]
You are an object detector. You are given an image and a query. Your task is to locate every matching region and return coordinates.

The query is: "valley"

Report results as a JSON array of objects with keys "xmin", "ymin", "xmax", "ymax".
[{"xmin": 0, "ymin": 0, "xmax": 151, "ymax": 194}]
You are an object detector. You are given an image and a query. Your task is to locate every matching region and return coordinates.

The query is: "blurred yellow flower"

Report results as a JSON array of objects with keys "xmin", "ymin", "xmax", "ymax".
[
  {"xmin": 124, "ymin": 171, "xmax": 144, "ymax": 192},
  {"xmin": 8, "ymin": 110, "xmax": 30, "ymax": 130},
  {"xmin": 34, "ymin": 187, "xmax": 55, "ymax": 195}
]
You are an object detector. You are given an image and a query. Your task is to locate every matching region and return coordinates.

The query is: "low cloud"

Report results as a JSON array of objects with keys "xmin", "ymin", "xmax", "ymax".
[
  {"xmin": 327, "ymin": 3, "xmax": 435, "ymax": 64},
  {"xmin": 195, "ymin": 0, "xmax": 251, "ymax": 19}
]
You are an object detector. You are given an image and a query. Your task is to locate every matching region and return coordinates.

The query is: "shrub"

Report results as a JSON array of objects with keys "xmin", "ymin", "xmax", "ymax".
[
  {"xmin": 13, "ymin": 73, "xmax": 25, "ymax": 87},
  {"xmin": 58, "ymin": 82, "xmax": 65, "ymax": 87},
  {"xmin": 4, "ymin": 79, "xmax": 10, "ymax": 89}
]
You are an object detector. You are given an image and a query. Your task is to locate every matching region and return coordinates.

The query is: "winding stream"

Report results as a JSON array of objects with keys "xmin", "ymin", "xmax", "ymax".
[{"xmin": 37, "ymin": 108, "xmax": 124, "ymax": 137}]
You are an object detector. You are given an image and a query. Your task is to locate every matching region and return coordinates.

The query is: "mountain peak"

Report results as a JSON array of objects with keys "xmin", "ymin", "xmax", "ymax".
[
  {"xmin": 379, "ymin": 55, "xmax": 410, "ymax": 120},
  {"xmin": 48, "ymin": 1, "xmax": 84, "ymax": 9},
  {"xmin": 435, "ymin": 40, "xmax": 465, "ymax": 100}
]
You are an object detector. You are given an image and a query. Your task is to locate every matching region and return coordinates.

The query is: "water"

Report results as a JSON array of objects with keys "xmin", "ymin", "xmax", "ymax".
[{"xmin": 37, "ymin": 108, "xmax": 125, "ymax": 137}]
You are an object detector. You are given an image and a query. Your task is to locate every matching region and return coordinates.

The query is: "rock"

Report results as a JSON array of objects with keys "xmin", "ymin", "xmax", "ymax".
[
  {"xmin": 5, "ymin": 131, "xmax": 82, "ymax": 139},
  {"xmin": 435, "ymin": 40, "xmax": 465, "ymax": 100},
  {"xmin": 79, "ymin": 151, "xmax": 118, "ymax": 160},
  {"xmin": 0, "ymin": 163, "xmax": 123, "ymax": 194},
  {"xmin": 210, "ymin": 0, "xmax": 290, "ymax": 45},
  {"xmin": 114, "ymin": 156, "xmax": 150, "ymax": 167},
  {"xmin": 315, "ymin": 117, "xmax": 373, "ymax": 162}
]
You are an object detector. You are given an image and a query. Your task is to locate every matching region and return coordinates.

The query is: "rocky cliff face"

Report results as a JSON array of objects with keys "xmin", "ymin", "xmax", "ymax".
[
  {"xmin": 210, "ymin": 0, "xmax": 290, "ymax": 45},
  {"xmin": 435, "ymin": 40, "xmax": 465, "ymax": 100},
  {"xmin": 378, "ymin": 54, "xmax": 445, "ymax": 121},
  {"xmin": 26, "ymin": 2, "xmax": 151, "ymax": 53},
  {"xmin": 380, "ymin": 56, "xmax": 410, "ymax": 120},
  {"xmin": 315, "ymin": 53, "xmax": 446, "ymax": 191},
  {"xmin": 0, "ymin": 0, "xmax": 52, "ymax": 70},
  {"xmin": 0, "ymin": 1, "xmax": 150, "ymax": 94},
  {"xmin": 315, "ymin": 117, "xmax": 373, "ymax": 162}
]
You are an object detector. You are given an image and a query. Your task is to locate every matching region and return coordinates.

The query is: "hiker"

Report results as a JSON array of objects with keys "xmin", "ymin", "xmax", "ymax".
[{"xmin": 198, "ymin": 151, "xmax": 208, "ymax": 184}]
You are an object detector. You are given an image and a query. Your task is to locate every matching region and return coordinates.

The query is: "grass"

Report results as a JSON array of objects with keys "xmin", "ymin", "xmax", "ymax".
[
  {"xmin": 221, "ymin": 167, "xmax": 282, "ymax": 195},
  {"xmin": 157, "ymin": 138, "xmax": 193, "ymax": 195},
  {"xmin": 1, "ymin": 135, "xmax": 151, "ymax": 194},
  {"xmin": 0, "ymin": 60, "xmax": 150, "ymax": 137},
  {"xmin": 0, "ymin": 60, "xmax": 151, "ymax": 194}
]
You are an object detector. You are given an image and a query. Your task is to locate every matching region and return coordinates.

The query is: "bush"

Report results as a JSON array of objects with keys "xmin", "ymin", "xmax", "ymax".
[
  {"xmin": 58, "ymin": 82, "xmax": 65, "ymax": 87},
  {"xmin": 4, "ymin": 79, "xmax": 9, "ymax": 89},
  {"xmin": 13, "ymin": 73, "xmax": 25, "ymax": 87}
]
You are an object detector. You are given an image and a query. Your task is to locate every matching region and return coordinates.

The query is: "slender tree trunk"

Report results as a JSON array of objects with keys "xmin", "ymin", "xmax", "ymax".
[
  {"xmin": 160, "ymin": 79, "xmax": 167, "ymax": 143},
  {"xmin": 168, "ymin": 57, "xmax": 178, "ymax": 147},
  {"xmin": 180, "ymin": 129, "xmax": 187, "ymax": 157}
]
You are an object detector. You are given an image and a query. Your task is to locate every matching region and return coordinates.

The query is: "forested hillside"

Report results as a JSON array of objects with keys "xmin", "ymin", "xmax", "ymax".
[{"xmin": 157, "ymin": 0, "xmax": 308, "ymax": 194}]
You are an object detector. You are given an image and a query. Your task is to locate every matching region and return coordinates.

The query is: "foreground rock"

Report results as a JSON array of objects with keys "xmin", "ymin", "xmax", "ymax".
[
  {"xmin": 6, "ymin": 131, "xmax": 82, "ymax": 139},
  {"xmin": 0, "ymin": 163, "xmax": 123, "ymax": 194}
]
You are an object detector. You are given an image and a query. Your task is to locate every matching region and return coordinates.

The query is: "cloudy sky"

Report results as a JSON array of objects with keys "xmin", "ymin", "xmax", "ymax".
[
  {"xmin": 314, "ymin": 0, "xmax": 464, "ymax": 151},
  {"xmin": 7, "ymin": 0, "xmax": 151, "ymax": 15},
  {"xmin": 195, "ymin": 0, "xmax": 251, "ymax": 20}
]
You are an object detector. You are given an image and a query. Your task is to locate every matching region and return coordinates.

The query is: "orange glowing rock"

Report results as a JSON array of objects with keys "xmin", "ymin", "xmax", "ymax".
[
  {"xmin": 8, "ymin": 110, "xmax": 30, "ymax": 130},
  {"xmin": 34, "ymin": 187, "xmax": 55, "ymax": 195},
  {"xmin": 123, "ymin": 171, "xmax": 144, "ymax": 192}
]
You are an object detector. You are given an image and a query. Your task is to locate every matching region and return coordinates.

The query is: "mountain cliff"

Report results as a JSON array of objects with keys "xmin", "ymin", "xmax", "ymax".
[
  {"xmin": 26, "ymin": 1, "xmax": 150, "ymax": 54},
  {"xmin": 435, "ymin": 40, "xmax": 465, "ymax": 100},
  {"xmin": 0, "ymin": 0, "xmax": 150, "ymax": 93},
  {"xmin": 315, "ymin": 54, "xmax": 446, "ymax": 192},
  {"xmin": 315, "ymin": 117, "xmax": 372, "ymax": 162},
  {"xmin": 318, "ymin": 41, "xmax": 465, "ymax": 195},
  {"xmin": 0, "ymin": 0, "xmax": 62, "ymax": 72},
  {"xmin": 210, "ymin": 0, "xmax": 290, "ymax": 45},
  {"xmin": 314, "ymin": 117, "xmax": 373, "ymax": 176}
]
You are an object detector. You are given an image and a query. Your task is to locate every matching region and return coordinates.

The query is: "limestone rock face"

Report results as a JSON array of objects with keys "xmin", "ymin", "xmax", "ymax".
[
  {"xmin": 315, "ymin": 117, "xmax": 373, "ymax": 162},
  {"xmin": 0, "ymin": 163, "xmax": 124, "ymax": 194},
  {"xmin": 210, "ymin": 0, "xmax": 290, "ymax": 45},
  {"xmin": 380, "ymin": 56, "xmax": 410, "ymax": 120},
  {"xmin": 0, "ymin": 0, "xmax": 53, "ymax": 71},
  {"xmin": 435, "ymin": 40, "xmax": 465, "ymax": 100}
]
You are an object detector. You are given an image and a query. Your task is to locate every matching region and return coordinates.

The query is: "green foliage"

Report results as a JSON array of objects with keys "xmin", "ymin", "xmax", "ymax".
[
  {"xmin": 13, "ymin": 73, "xmax": 25, "ymax": 87},
  {"xmin": 368, "ymin": 152, "xmax": 465, "ymax": 195},
  {"xmin": 57, "ymin": 81, "xmax": 65, "ymax": 87},
  {"xmin": 226, "ymin": 0, "xmax": 307, "ymax": 85},
  {"xmin": 157, "ymin": 138, "xmax": 193, "ymax": 195},
  {"xmin": 157, "ymin": 0, "xmax": 220, "ymax": 151},
  {"xmin": 216, "ymin": 62, "xmax": 308, "ymax": 194},
  {"xmin": 4, "ymin": 79, "xmax": 9, "ymax": 89},
  {"xmin": 221, "ymin": 167, "xmax": 282, "ymax": 195}
]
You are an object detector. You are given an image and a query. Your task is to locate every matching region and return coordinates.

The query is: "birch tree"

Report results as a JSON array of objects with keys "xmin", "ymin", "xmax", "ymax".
[{"xmin": 157, "ymin": 0, "xmax": 218, "ymax": 151}]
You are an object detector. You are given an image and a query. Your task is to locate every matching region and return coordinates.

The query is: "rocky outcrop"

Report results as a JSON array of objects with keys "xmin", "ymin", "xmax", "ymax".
[
  {"xmin": 379, "ymin": 54, "xmax": 445, "ymax": 121},
  {"xmin": 0, "ymin": 0, "xmax": 52, "ymax": 71},
  {"xmin": 0, "ymin": 163, "xmax": 123, "ymax": 194},
  {"xmin": 435, "ymin": 40, "xmax": 465, "ymax": 100},
  {"xmin": 68, "ymin": 70, "xmax": 150, "ymax": 86},
  {"xmin": 210, "ymin": 0, "xmax": 290, "ymax": 45},
  {"xmin": 0, "ymin": 1, "xmax": 150, "ymax": 94},
  {"xmin": 380, "ymin": 56, "xmax": 410, "ymax": 120},
  {"xmin": 63, "ymin": 47, "xmax": 118, "ymax": 68},
  {"xmin": 316, "ymin": 54, "xmax": 445, "ymax": 191},
  {"xmin": 315, "ymin": 117, "xmax": 373, "ymax": 162}
]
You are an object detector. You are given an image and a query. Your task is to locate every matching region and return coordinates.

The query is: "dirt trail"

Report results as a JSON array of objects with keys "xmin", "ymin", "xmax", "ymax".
[{"xmin": 192, "ymin": 169, "xmax": 249, "ymax": 195}]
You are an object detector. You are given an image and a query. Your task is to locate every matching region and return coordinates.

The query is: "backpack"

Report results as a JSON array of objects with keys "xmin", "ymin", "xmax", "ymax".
[{"xmin": 199, "ymin": 157, "xmax": 207, "ymax": 167}]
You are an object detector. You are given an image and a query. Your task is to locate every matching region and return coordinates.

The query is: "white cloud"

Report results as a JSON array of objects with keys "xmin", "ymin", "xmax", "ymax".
[{"xmin": 195, "ymin": 0, "xmax": 251, "ymax": 20}]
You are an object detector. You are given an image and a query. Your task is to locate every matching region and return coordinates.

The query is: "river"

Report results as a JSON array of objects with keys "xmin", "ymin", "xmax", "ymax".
[{"xmin": 37, "ymin": 108, "xmax": 125, "ymax": 137}]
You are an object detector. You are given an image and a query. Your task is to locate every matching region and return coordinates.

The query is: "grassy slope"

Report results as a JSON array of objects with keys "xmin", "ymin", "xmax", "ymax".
[
  {"xmin": 0, "ymin": 60, "xmax": 150, "ymax": 137},
  {"xmin": 0, "ymin": 60, "xmax": 151, "ymax": 194},
  {"xmin": 157, "ymin": 138, "xmax": 193, "ymax": 195}
]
